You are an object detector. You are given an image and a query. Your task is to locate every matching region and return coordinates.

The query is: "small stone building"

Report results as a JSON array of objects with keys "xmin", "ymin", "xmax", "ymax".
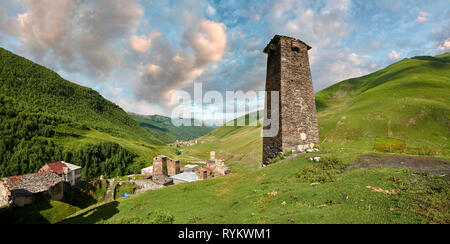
[
  {"xmin": 0, "ymin": 172, "xmax": 65, "ymax": 207},
  {"xmin": 167, "ymin": 159, "xmax": 180, "ymax": 176},
  {"xmin": 39, "ymin": 161, "xmax": 82, "ymax": 186},
  {"xmin": 194, "ymin": 168, "xmax": 209, "ymax": 180},
  {"xmin": 152, "ymin": 155, "xmax": 167, "ymax": 176}
]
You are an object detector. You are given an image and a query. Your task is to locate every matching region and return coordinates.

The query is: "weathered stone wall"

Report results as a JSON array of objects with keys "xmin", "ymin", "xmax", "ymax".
[
  {"xmin": 152, "ymin": 156, "xmax": 167, "ymax": 176},
  {"xmin": 263, "ymin": 35, "xmax": 283, "ymax": 165},
  {"xmin": 44, "ymin": 181, "xmax": 65, "ymax": 202},
  {"xmin": 0, "ymin": 181, "xmax": 12, "ymax": 206},
  {"xmin": 167, "ymin": 159, "xmax": 180, "ymax": 176},
  {"xmin": 263, "ymin": 35, "xmax": 319, "ymax": 165},
  {"xmin": 194, "ymin": 169, "xmax": 208, "ymax": 180},
  {"xmin": 13, "ymin": 195, "xmax": 35, "ymax": 207},
  {"xmin": 206, "ymin": 160, "xmax": 216, "ymax": 172},
  {"xmin": 215, "ymin": 160, "xmax": 225, "ymax": 176}
]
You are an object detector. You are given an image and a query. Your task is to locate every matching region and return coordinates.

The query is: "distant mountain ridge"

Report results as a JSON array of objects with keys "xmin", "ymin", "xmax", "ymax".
[{"xmin": 129, "ymin": 113, "xmax": 215, "ymax": 144}]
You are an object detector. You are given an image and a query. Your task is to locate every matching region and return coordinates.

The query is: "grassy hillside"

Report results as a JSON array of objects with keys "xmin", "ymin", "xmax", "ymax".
[
  {"xmin": 181, "ymin": 111, "xmax": 263, "ymax": 166},
  {"xmin": 59, "ymin": 52, "xmax": 450, "ymax": 224},
  {"xmin": 0, "ymin": 47, "xmax": 177, "ymax": 179},
  {"xmin": 130, "ymin": 113, "xmax": 214, "ymax": 144},
  {"xmin": 316, "ymin": 52, "xmax": 450, "ymax": 155},
  {"xmin": 61, "ymin": 154, "xmax": 448, "ymax": 224},
  {"xmin": 185, "ymin": 53, "xmax": 450, "ymax": 164}
]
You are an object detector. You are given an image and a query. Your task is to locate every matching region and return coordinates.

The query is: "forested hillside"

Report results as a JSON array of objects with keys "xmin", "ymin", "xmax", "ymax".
[{"xmin": 0, "ymin": 47, "xmax": 165, "ymax": 178}]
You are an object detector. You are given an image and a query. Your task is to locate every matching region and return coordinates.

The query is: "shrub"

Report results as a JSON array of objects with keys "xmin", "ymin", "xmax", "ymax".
[
  {"xmin": 374, "ymin": 137, "xmax": 406, "ymax": 152},
  {"xmin": 269, "ymin": 150, "xmax": 293, "ymax": 164},
  {"xmin": 110, "ymin": 209, "xmax": 175, "ymax": 224},
  {"xmin": 296, "ymin": 156, "xmax": 346, "ymax": 183}
]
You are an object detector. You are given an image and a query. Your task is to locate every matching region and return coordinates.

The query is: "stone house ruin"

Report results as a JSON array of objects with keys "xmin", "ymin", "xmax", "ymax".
[
  {"xmin": 167, "ymin": 158, "xmax": 181, "ymax": 176},
  {"xmin": 205, "ymin": 151, "xmax": 226, "ymax": 176},
  {"xmin": 263, "ymin": 35, "xmax": 319, "ymax": 165},
  {"xmin": 0, "ymin": 172, "xmax": 65, "ymax": 207},
  {"xmin": 152, "ymin": 155, "xmax": 168, "ymax": 176},
  {"xmin": 39, "ymin": 161, "xmax": 82, "ymax": 186}
]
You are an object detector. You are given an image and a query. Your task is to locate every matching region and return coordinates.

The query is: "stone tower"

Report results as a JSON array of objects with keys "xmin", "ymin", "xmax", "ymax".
[
  {"xmin": 167, "ymin": 158, "xmax": 180, "ymax": 176},
  {"xmin": 262, "ymin": 35, "xmax": 319, "ymax": 165},
  {"xmin": 152, "ymin": 155, "xmax": 167, "ymax": 176}
]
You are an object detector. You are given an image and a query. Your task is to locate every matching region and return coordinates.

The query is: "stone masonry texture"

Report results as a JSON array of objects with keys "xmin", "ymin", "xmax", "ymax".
[
  {"xmin": 167, "ymin": 159, "xmax": 180, "ymax": 176},
  {"xmin": 152, "ymin": 155, "xmax": 167, "ymax": 176},
  {"xmin": 263, "ymin": 35, "xmax": 319, "ymax": 165}
]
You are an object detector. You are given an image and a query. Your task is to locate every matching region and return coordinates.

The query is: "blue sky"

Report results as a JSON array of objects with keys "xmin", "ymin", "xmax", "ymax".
[{"xmin": 0, "ymin": 0, "xmax": 449, "ymax": 123}]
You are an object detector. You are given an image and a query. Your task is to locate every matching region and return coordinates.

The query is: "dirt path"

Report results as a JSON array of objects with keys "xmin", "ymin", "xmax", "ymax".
[{"xmin": 353, "ymin": 154, "xmax": 449, "ymax": 176}]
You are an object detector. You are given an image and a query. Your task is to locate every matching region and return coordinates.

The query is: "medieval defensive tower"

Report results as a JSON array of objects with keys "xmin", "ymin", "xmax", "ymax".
[{"xmin": 262, "ymin": 35, "xmax": 319, "ymax": 165}]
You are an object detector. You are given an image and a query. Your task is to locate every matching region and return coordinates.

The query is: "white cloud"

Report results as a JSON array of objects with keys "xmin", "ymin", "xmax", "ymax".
[
  {"xmin": 0, "ymin": 0, "xmax": 144, "ymax": 79},
  {"xmin": 206, "ymin": 4, "xmax": 216, "ymax": 16},
  {"xmin": 146, "ymin": 64, "xmax": 162, "ymax": 74},
  {"xmin": 133, "ymin": 18, "xmax": 227, "ymax": 108},
  {"xmin": 117, "ymin": 98, "xmax": 165, "ymax": 116},
  {"xmin": 130, "ymin": 31, "xmax": 161, "ymax": 53},
  {"xmin": 266, "ymin": 0, "xmax": 377, "ymax": 90},
  {"xmin": 389, "ymin": 50, "xmax": 404, "ymax": 59},
  {"xmin": 416, "ymin": 11, "xmax": 431, "ymax": 22},
  {"xmin": 438, "ymin": 38, "xmax": 450, "ymax": 51},
  {"xmin": 186, "ymin": 20, "xmax": 227, "ymax": 65}
]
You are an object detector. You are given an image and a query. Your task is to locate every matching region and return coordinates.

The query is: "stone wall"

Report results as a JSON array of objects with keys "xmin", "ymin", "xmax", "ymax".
[
  {"xmin": 44, "ymin": 181, "xmax": 65, "ymax": 202},
  {"xmin": 263, "ymin": 35, "xmax": 319, "ymax": 165},
  {"xmin": 167, "ymin": 159, "xmax": 180, "ymax": 176},
  {"xmin": 0, "ymin": 181, "xmax": 12, "ymax": 206},
  {"xmin": 215, "ymin": 160, "xmax": 225, "ymax": 176},
  {"xmin": 194, "ymin": 168, "xmax": 208, "ymax": 180},
  {"xmin": 152, "ymin": 155, "xmax": 167, "ymax": 176}
]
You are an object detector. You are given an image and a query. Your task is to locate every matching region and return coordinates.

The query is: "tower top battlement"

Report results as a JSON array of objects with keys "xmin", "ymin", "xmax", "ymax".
[{"xmin": 263, "ymin": 35, "xmax": 312, "ymax": 53}]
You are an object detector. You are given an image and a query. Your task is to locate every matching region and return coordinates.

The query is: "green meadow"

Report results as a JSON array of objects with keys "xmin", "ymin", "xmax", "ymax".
[
  {"xmin": 59, "ymin": 53, "xmax": 449, "ymax": 224},
  {"xmin": 0, "ymin": 46, "xmax": 448, "ymax": 224}
]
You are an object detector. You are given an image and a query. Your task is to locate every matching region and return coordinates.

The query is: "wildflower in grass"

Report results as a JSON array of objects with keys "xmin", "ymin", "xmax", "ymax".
[{"xmin": 281, "ymin": 201, "xmax": 287, "ymax": 206}]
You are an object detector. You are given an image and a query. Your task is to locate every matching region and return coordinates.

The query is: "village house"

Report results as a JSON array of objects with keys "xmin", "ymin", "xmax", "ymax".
[
  {"xmin": 0, "ymin": 172, "xmax": 65, "ymax": 207},
  {"xmin": 173, "ymin": 140, "xmax": 201, "ymax": 147},
  {"xmin": 138, "ymin": 152, "xmax": 231, "ymax": 188},
  {"xmin": 0, "ymin": 161, "xmax": 82, "ymax": 207},
  {"xmin": 39, "ymin": 161, "xmax": 82, "ymax": 186}
]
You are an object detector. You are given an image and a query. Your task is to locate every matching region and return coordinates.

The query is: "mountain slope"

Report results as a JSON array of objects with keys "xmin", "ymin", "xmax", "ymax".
[
  {"xmin": 0, "ymin": 47, "xmax": 169, "ymax": 178},
  {"xmin": 130, "ymin": 114, "xmax": 214, "ymax": 144},
  {"xmin": 184, "ymin": 52, "xmax": 450, "ymax": 164},
  {"xmin": 57, "ymin": 52, "xmax": 450, "ymax": 224},
  {"xmin": 0, "ymin": 47, "xmax": 162, "ymax": 145},
  {"xmin": 315, "ymin": 52, "xmax": 450, "ymax": 152}
]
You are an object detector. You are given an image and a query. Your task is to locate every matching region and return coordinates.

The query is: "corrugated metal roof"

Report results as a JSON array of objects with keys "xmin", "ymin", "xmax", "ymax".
[
  {"xmin": 170, "ymin": 172, "xmax": 196, "ymax": 182},
  {"xmin": 184, "ymin": 164, "xmax": 199, "ymax": 169}
]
